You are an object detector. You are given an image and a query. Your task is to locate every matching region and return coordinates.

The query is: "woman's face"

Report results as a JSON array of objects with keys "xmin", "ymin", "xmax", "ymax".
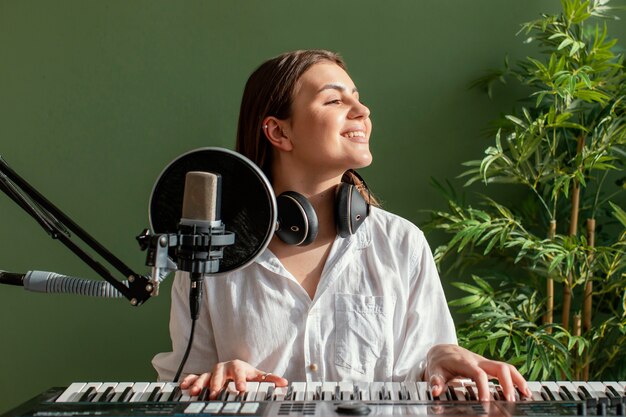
[{"xmin": 284, "ymin": 62, "xmax": 372, "ymax": 174}]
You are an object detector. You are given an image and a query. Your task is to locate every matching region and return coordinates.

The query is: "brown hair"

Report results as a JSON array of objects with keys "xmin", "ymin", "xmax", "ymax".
[{"xmin": 235, "ymin": 49, "xmax": 379, "ymax": 206}]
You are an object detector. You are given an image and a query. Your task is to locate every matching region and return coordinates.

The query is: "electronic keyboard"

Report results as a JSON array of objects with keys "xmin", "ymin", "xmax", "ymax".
[{"xmin": 2, "ymin": 380, "xmax": 625, "ymax": 417}]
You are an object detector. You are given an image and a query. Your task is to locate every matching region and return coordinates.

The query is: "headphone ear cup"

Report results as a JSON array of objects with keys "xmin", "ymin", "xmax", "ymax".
[
  {"xmin": 276, "ymin": 191, "xmax": 318, "ymax": 246},
  {"xmin": 335, "ymin": 183, "xmax": 369, "ymax": 238}
]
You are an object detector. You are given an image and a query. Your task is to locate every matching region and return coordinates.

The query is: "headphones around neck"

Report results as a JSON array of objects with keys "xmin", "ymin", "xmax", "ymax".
[{"xmin": 275, "ymin": 170, "xmax": 370, "ymax": 246}]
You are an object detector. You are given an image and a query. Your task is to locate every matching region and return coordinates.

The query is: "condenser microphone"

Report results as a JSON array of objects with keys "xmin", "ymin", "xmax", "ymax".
[{"xmin": 177, "ymin": 171, "xmax": 222, "ymax": 320}]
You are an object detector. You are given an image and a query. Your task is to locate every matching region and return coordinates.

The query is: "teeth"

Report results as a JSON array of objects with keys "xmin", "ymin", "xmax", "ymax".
[{"xmin": 343, "ymin": 131, "xmax": 365, "ymax": 138}]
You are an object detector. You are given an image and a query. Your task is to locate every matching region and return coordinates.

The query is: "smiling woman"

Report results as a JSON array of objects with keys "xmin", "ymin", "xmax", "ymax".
[{"xmin": 152, "ymin": 50, "xmax": 531, "ymax": 402}]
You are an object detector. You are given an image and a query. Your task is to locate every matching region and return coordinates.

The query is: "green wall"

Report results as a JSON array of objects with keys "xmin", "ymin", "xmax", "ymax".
[{"xmin": 1, "ymin": 1, "xmax": 624, "ymax": 413}]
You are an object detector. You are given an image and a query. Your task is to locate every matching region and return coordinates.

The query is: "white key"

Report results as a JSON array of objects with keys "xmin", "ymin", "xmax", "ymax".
[
  {"xmin": 72, "ymin": 382, "xmax": 103, "ymax": 402},
  {"xmin": 305, "ymin": 382, "xmax": 321, "ymax": 401},
  {"xmin": 527, "ymin": 381, "xmax": 545, "ymax": 401},
  {"xmin": 129, "ymin": 382, "xmax": 152, "ymax": 402},
  {"xmin": 449, "ymin": 380, "xmax": 467, "ymax": 401},
  {"xmin": 356, "ymin": 382, "xmax": 370, "ymax": 401},
  {"xmin": 273, "ymin": 386, "xmax": 289, "ymax": 401},
  {"xmin": 321, "ymin": 382, "xmax": 337, "ymax": 401},
  {"xmin": 403, "ymin": 382, "xmax": 418, "ymax": 401},
  {"xmin": 339, "ymin": 382, "xmax": 354, "ymax": 401},
  {"xmin": 572, "ymin": 381, "xmax": 599, "ymax": 404},
  {"xmin": 557, "ymin": 381, "xmax": 581, "ymax": 401},
  {"xmin": 244, "ymin": 382, "xmax": 260, "ymax": 401},
  {"xmin": 110, "ymin": 382, "xmax": 134, "ymax": 402},
  {"xmin": 56, "ymin": 383, "xmax": 87, "ymax": 403},
  {"xmin": 604, "ymin": 382, "xmax": 624, "ymax": 404},
  {"xmin": 386, "ymin": 382, "xmax": 402, "ymax": 401},
  {"xmin": 255, "ymin": 382, "xmax": 273, "ymax": 401},
  {"xmin": 291, "ymin": 382, "xmax": 307, "ymax": 401},
  {"xmin": 370, "ymin": 382, "xmax": 385, "ymax": 400},
  {"xmin": 588, "ymin": 381, "xmax": 610, "ymax": 403},
  {"xmin": 542, "ymin": 382, "xmax": 562, "ymax": 400},
  {"xmin": 225, "ymin": 381, "xmax": 240, "ymax": 402},
  {"xmin": 416, "ymin": 382, "xmax": 429, "ymax": 401},
  {"xmin": 93, "ymin": 382, "xmax": 118, "ymax": 402},
  {"xmin": 158, "ymin": 382, "xmax": 178, "ymax": 402}
]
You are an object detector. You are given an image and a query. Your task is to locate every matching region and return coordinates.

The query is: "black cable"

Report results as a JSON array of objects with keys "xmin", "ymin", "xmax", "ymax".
[{"xmin": 173, "ymin": 308, "xmax": 198, "ymax": 383}]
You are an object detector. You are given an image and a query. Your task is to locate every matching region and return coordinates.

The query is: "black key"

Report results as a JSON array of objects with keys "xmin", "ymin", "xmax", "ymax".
[
  {"xmin": 607, "ymin": 386, "xmax": 621, "ymax": 407},
  {"xmin": 578, "ymin": 386, "xmax": 597, "ymax": 407},
  {"xmin": 79, "ymin": 387, "xmax": 97, "ymax": 402},
  {"xmin": 335, "ymin": 385, "xmax": 341, "ymax": 401},
  {"xmin": 285, "ymin": 385, "xmax": 294, "ymax": 401},
  {"xmin": 541, "ymin": 386, "xmax": 555, "ymax": 401},
  {"xmin": 217, "ymin": 386, "xmax": 228, "ymax": 401},
  {"xmin": 560, "ymin": 386, "xmax": 576, "ymax": 401},
  {"xmin": 147, "ymin": 386, "xmax": 162, "ymax": 402},
  {"xmin": 400, "ymin": 385, "xmax": 409, "ymax": 401},
  {"xmin": 354, "ymin": 385, "xmax": 361, "ymax": 401},
  {"xmin": 169, "ymin": 386, "xmax": 182, "ymax": 402},
  {"xmin": 100, "ymin": 386, "xmax": 115, "ymax": 402},
  {"xmin": 198, "ymin": 387, "xmax": 209, "ymax": 401},
  {"xmin": 496, "ymin": 386, "xmax": 505, "ymax": 401},
  {"xmin": 448, "ymin": 386, "xmax": 458, "ymax": 401},
  {"xmin": 117, "ymin": 387, "xmax": 134, "ymax": 402},
  {"xmin": 466, "ymin": 385, "xmax": 478, "ymax": 401},
  {"xmin": 265, "ymin": 386, "xmax": 275, "ymax": 401}
]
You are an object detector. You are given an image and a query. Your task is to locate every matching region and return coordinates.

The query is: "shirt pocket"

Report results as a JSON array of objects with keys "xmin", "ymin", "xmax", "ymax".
[{"xmin": 334, "ymin": 293, "xmax": 395, "ymax": 375}]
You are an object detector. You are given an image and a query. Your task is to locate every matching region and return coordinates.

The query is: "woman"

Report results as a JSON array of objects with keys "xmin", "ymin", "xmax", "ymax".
[{"xmin": 152, "ymin": 50, "xmax": 530, "ymax": 402}]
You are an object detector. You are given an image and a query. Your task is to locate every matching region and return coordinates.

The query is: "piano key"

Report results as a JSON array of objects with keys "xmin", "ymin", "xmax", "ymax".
[
  {"xmin": 130, "ymin": 382, "xmax": 156, "ymax": 402},
  {"xmin": 399, "ymin": 383, "xmax": 409, "ymax": 401},
  {"xmin": 159, "ymin": 382, "xmax": 178, "ymax": 402},
  {"xmin": 543, "ymin": 382, "xmax": 563, "ymax": 400},
  {"xmin": 527, "ymin": 381, "xmax": 546, "ymax": 401},
  {"xmin": 225, "ymin": 382, "xmax": 239, "ymax": 402},
  {"xmin": 605, "ymin": 382, "xmax": 624, "ymax": 406},
  {"xmin": 415, "ymin": 381, "xmax": 428, "ymax": 401},
  {"xmin": 339, "ymin": 382, "xmax": 354, "ymax": 400},
  {"xmin": 273, "ymin": 386, "xmax": 289, "ymax": 401},
  {"xmin": 404, "ymin": 382, "xmax": 418, "ymax": 401},
  {"xmin": 389, "ymin": 382, "xmax": 402, "ymax": 401},
  {"xmin": 556, "ymin": 381, "xmax": 579, "ymax": 401},
  {"xmin": 94, "ymin": 385, "xmax": 116, "ymax": 402},
  {"xmin": 370, "ymin": 382, "xmax": 385, "ymax": 400},
  {"xmin": 573, "ymin": 382, "xmax": 598, "ymax": 407},
  {"xmin": 110, "ymin": 382, "xmax": 134, "ymax": 402},
  {"xmin": 322, "ymin": 382, "xmax": 337, "ymax": 401},
  {"xmin": 305, "ymin": 382, "xmax": 321, "ymax": 401},
  {"xmin": 588, "ymin": 381, "xmax": 611, "ymax": 405},
  {"xmin": 169, "ymin": 386, "xmax": 183, "ymax": 402},
  {"xmin": 265, "ymin": 385, "xmax": 275, "ymax": 401},
  {"xmin": 449, "ymin": 381, "xmax": 467, "ymax": 401},
  {"xmin": 291, "ymin": 382, "xmax": 306, "ymax": 401},
  {"xmin": 147, "ymin": 385, "xmax": 164, "ymax": 402},
  {"xmin": 56, "ymin": 382, "xmax": 87, "ymax": 403},
  {"xmin": 357, "ymin": 382, "xmax": 370, "ymax": 401},
  {"xmin": 244, "ymin": 382, "xmax": 260, "ymax": 401},
  {"xmin": 198, "ymin": 386, "xmax": 209, "ymax": 401},
  {"xmin": 77, "ymin": 383, "xmax": 103, "ymax": 402}
]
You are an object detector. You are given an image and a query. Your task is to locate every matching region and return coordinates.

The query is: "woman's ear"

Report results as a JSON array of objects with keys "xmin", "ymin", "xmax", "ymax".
[{"xmin": 262, "ymin": 117, "xmax": 292, "ymax": 151}]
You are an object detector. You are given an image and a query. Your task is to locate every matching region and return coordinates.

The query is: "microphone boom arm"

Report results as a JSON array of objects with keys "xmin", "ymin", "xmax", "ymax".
[{"xmin": 0, "ymin": 156, "xmax": 154, "ymax": 306}]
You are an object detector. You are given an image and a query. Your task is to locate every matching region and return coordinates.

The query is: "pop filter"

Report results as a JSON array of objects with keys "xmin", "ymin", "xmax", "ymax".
[{"xmin": 149, "ymin": 147, "xmax": 276, "ymax": 274}]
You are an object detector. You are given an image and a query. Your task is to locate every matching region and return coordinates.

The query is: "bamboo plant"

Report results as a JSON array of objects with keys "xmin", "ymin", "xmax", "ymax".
[{"xmin": 428, "ymin": 0, "xmax": 626, "ymax": 380}]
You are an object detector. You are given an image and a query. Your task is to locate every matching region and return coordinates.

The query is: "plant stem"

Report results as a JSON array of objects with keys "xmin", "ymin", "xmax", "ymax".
[
  {"xmin": 583, "ymin": 218, "xmax": 595, "ymax": 381},
  {"xmin": 562, "ymin": 135, "xmax": 585, "ymax": 330},
  {"xmin": 573, "ymin": 313, "xmax": 581, "ymax": 380},
  {"xmin": 544, "ymin": 220, "xmax": 557, "ymax": 333}
]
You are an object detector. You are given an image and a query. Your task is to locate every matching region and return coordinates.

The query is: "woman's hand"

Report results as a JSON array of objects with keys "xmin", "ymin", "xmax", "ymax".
[
  {"xmin": 179, "ymin": 359, "xmax": 288, "ymax": 400},
  {"xmin": 425, "ymin": 344, "xmax": 531, "ymax": 402}
]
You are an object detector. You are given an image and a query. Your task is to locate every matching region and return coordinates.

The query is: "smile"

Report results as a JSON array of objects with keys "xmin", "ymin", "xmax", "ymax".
[{"xmin": 341, "ymin": 131, "xmax": 366, "ymax": 139}]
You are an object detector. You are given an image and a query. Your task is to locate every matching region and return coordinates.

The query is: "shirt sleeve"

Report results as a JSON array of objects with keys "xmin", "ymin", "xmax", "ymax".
[
  {"xmin": 152, "ymin": 271, "xmax": 218, "ymax": 381},
  {"xmin": 393, "ymin": 230, "xmax": 458, "ymax": 381}
]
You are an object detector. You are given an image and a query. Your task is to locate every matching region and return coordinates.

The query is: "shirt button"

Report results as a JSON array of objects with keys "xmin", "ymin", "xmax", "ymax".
[{"xmin": 309, "ymin": 363, "xmax": 318, "ymax": 372}]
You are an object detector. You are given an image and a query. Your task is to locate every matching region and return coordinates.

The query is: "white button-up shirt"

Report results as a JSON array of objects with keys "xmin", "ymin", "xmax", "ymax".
[{"xmin": 152, "ymin": 207, "xmax": 456, "ymax": 382}]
